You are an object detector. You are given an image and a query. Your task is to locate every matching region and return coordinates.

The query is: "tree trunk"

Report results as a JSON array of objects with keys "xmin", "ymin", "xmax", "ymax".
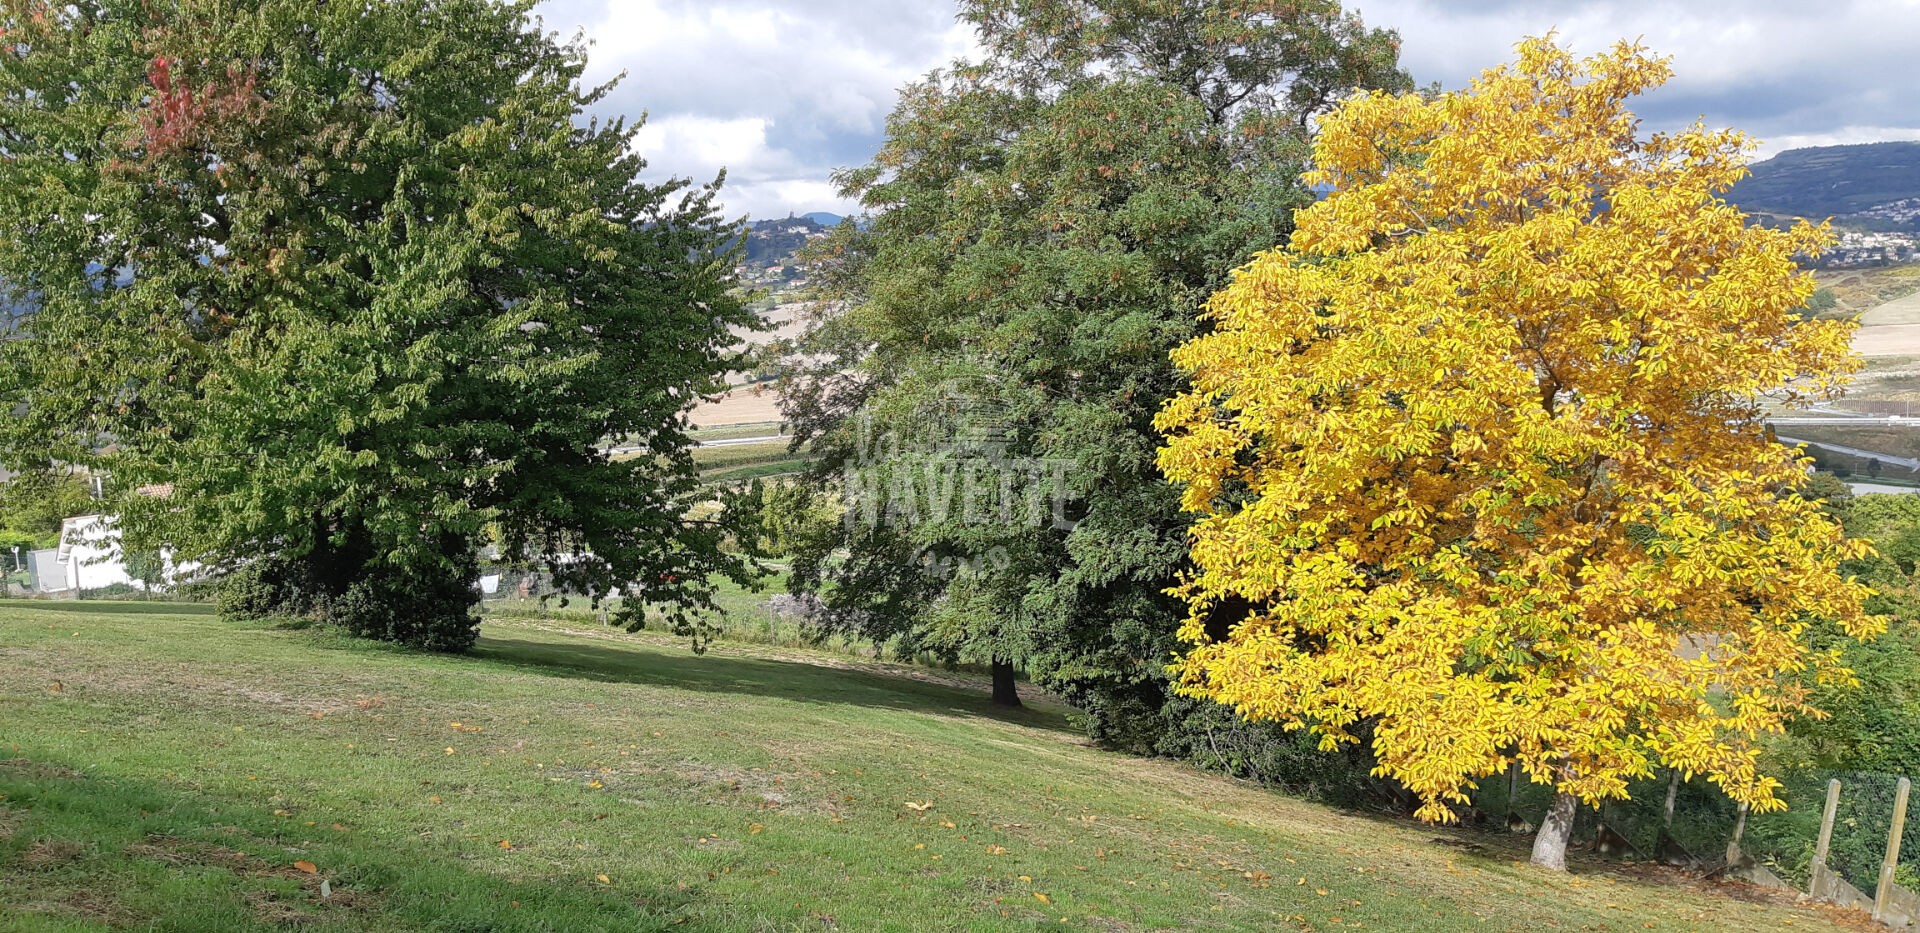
[
  {"xmin": 1531, "ymin": 790, "xmax": 1579, "ymax": 871},
  {"xmin": 990, "ymin": 658, "xmax": 1022, "ymax": 707}
]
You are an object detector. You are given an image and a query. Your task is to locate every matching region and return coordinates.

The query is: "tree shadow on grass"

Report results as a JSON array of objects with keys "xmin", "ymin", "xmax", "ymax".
[
  {"xmin": 468, "ymin": 632, "xmax": 1075, "ymax": 734},
  {"xmin": 0, "ymin": 755, "xmax": 717, "ymax": 932}
]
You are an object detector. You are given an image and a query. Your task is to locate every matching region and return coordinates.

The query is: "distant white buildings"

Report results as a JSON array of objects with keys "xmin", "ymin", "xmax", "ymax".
[{"xmin": 1820, "ymin": 228, "xmax": 1919, "ymax": 268}]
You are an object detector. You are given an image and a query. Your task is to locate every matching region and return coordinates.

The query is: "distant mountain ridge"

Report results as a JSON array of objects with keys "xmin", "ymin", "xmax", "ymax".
[
  {"xmin": 744, "ymin": 212, "xmax": 846, "ymax": 230},
  {"xmin": 736, "ymin": 214, "xmax": 830, "ymax": 270},
  {"xmin": 736, "ymin": 213, "xmax": 856, "ymax": 270},
  {"xmin": 1731, "ymin": 141, "xmax": 1920, "ymax": 231}
]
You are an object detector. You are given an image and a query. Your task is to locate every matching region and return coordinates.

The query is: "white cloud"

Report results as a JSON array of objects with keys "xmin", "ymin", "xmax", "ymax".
[
  {"xmin": 532, "ymin": 0, "xmax": 1920, "ymax": 217},
  {"xmin": 633, "ymin": 115, "xmax": 776, "ymax": 175},
  {"xmin": 1355, "ymin": 0, "xmax": 1920, "ymax": 154},
  {"xmin": 539, "ymin": 0, "xmax": 973, "ymax": 219}
]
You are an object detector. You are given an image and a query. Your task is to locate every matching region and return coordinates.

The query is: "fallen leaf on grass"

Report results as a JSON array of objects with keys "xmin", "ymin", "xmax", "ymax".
[
  {"xmin": 292, "ymin": 860, "xmax": 318, "ymax": 874},
  {"xmin": 498, "ymin": 840, "xmax": 514, "ymax": 850},
  {"xmin": 749, "ymin": 823, "xmax": 764, "ymax": 835},
  {"xmin": 904, "ymin": 801, "xmax": 933, "ymax": 812},
  {"xmin": 1034, "ymin": 893, "xmax": 1051, "ymax": 905},
  {"xmin": 596, "ymin": 874, "xmax": 611, "ymax": 885}
]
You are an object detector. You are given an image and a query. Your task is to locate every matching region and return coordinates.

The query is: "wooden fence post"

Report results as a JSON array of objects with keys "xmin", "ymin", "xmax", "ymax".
[
  {"xmin": 1811, "ymin": 778, "xmax": 1841, "ymax": 896},
  {"xmin": 1875, "ymin": 777, "xmax": 1911, "ymax": 923}
]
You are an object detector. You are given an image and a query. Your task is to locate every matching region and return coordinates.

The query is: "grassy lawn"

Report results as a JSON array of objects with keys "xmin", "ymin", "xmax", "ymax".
[
  {"xmin": 483, "ymin": 571, "xmax": 883, "ymax": 657},
  {"xmin": 0, "ymin": 603, "xmax": 1864, "ymax": 931}
]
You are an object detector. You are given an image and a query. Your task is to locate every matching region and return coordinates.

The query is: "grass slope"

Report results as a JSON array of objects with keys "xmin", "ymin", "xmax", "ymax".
[
  {"xmin": 0, "ymin": 603, "xmax": 1861, "ymax": 932},
  {"xmin": 1834, "ymin": 266, "xmax": 1920, "ymax": 322}
]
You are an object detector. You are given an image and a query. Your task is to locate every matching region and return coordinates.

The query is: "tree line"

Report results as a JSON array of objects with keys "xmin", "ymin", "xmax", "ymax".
[{"xmin": 0, "ymin": 0, "xmax": 1888, "ymax": 871}]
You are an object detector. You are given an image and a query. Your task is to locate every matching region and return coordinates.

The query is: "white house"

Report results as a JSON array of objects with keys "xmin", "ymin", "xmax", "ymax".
[{"xmin": 55, "ymin": 514, "xmax": 141, "ymax": 592}]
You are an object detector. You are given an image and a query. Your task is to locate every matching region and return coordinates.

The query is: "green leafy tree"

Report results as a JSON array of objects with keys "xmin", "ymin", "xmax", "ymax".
[
  {"xmin": 0, "ymin": 470, "xmax": 96, "ymax": 548},
  {"xmin": 0, "ymin": 0, "xmax": 750, "ymax": 649},
  {"xmin": 783, "ymin": 0, "xmax": 1406, "ymax": 715},
  {"xmin": 1778, "ymin": 493, "xmax": 1920, "ymax": 774}
]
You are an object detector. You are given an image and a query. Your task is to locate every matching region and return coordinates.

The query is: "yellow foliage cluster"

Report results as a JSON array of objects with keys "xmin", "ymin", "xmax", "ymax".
[{"xmin": 1155, "ymin": 38, "xmax": 1883, "ymax": 823}]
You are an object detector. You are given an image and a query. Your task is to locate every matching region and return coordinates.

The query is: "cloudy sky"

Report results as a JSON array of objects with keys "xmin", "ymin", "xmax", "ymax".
[{"xmin": 536, "ymin": 0, "xmax": 1920, "ymax": 221}]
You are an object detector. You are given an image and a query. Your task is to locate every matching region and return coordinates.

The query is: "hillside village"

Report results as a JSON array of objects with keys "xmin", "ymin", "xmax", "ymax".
[
  {"xmin": 735, "ymin": 214, "xmax": 841, "ymax": 289},
  {"xmin": 1735, "ymin": 141, "xmax": 1920, "ymax": 267}
]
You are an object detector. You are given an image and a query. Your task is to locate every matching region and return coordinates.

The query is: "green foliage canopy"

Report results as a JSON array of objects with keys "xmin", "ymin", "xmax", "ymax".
[
  {"xmin": 783, "ymin": 0, "xmax": 1406, "ymax": 721},
  {"xmin": 0, "ymin": 470, "xmax": 94, "ymax": 549},
  {"xmin": 0, "ymin": 0, "xmax": 751, "ymax": 646}
]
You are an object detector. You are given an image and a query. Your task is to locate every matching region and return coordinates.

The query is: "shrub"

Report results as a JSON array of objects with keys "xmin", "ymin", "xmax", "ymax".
[
  {"xmin": 216, "ymin": 554, "xmax": 318, "ymax": 620},
  {"xmin": 217, "ymin": 547, "xmax": 479, "ymax": 653},
  {"xmin": 331, "ymin": 555, "xmax": 479, "ymax": 653}
]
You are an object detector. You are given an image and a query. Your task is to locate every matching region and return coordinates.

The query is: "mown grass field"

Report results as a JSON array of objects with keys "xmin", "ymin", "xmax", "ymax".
[
  {"xmin": 693, "ymin": 439, "xmax": 808, "ymax": 475},
  {"xmin": 690, "ymin": 422, "xmax": 787, "ymax": 443},
  {"xmin": 0, "ymin": 602, "xmax": 1867, "ymax": 931},
  {"xmin": 610, "ymin": 437, "xmax": 813, "ymax": 485}
]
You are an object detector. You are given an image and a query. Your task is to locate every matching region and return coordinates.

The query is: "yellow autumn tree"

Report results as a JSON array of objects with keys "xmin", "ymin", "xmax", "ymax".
[{"xmin": 1154, "ymin": 37, "xmax": 1882, "ymax": 871}]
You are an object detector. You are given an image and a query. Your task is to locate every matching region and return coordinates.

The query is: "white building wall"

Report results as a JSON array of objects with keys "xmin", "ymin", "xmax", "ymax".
[
  {"xmin": 57, "ymin": 515, "xmax": 138, "ymax": 592},
  {"xmin": 27, "ymin": 548, "xmax": 66, "ymax": 593}
]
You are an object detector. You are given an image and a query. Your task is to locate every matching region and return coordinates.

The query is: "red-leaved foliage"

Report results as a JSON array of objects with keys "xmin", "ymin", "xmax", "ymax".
[{"xmin": 133, "ymin": 55, "xmax": 266, "ymax": 165}]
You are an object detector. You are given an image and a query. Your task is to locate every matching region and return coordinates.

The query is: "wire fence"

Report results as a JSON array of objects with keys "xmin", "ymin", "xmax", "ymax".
[
  {"xmin": 1469, "ymin": 766, "xmax": 1920, "ymax": 926},
  {"xmin": 1833, "ymin": 399, "xmax": 1920, "ymax": 418}
]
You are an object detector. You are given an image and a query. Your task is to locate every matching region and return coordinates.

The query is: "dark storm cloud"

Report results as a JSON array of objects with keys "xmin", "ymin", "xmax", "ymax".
[{"xmin": 536, "ymin": 0, "xmax": 1920, "ymax": 219}]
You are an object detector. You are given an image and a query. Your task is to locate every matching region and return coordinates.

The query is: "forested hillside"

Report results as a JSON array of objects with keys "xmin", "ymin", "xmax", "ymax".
[{"xmin": 1732, "ymin": 141, "xmax": 1920, "ymax": 228}]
